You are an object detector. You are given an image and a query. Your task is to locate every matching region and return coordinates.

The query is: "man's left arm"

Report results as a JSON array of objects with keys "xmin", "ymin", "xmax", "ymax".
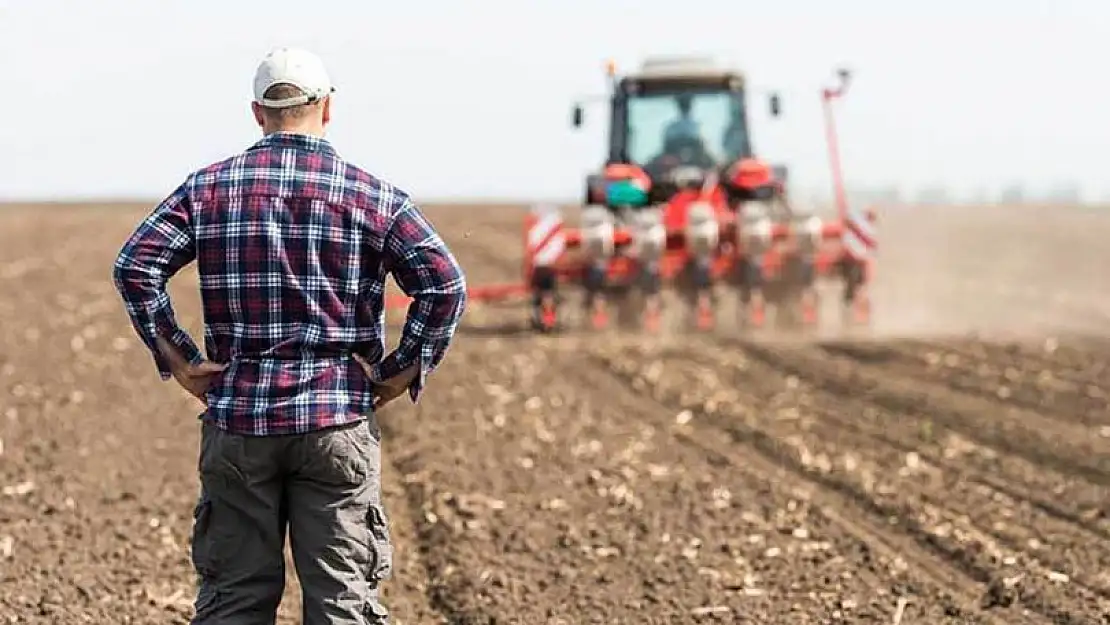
[
  {"xmin": 367, "ymin": 198, "xmax": 467, "ymax": 402},
  {"xmin": 112, "ymin": 182, "xmax": 204, "ymax": 380}
]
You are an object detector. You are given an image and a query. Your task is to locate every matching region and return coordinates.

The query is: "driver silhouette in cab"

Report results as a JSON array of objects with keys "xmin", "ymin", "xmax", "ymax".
[{"xmin": 662, "ymin": 93, "xmax": 702, "ymax": 146}]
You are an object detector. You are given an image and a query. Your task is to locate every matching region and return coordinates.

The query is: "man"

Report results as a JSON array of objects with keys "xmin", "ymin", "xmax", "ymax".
[
  {"xmin": 112, "ymin": 47, "xmax": 467, "ymax": 624},
  {"xmin": 662, "ymin": 93, "xmax": 703, "ymax": 146}
]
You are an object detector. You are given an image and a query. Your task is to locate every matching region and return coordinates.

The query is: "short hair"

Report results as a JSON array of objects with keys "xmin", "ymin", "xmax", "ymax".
[{"xmin": 259, "ymin": 83, "xmax": 321, "ymax": 122}]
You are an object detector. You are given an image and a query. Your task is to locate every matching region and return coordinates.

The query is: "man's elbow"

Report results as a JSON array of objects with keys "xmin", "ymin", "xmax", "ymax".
[
  {"xmin": 449, "ymin": 273, "xmax": 468, "ymax": 309},
  {"xmin": 111, "ymin": 252, "xmax": 145, "ymax": 297},
  {"xmin": 111, "ymin": 255, "xmax": 129, "ymax": 292},
  {"xmin": 436, "ymin": 281, "xmax": 467, "ymax": 318},
  {"xmin": 428, "ymin": 275, "xmax": 467, "ymax": 326}
]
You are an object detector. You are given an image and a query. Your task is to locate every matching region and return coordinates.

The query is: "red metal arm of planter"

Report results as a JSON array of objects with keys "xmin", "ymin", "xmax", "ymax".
[{"xmin": 384, "ymin": 282, "xmax": 530, "ymax": 310}]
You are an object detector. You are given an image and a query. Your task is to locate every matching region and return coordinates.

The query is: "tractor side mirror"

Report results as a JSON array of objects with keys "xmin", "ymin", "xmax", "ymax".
[
  {"xmin": 769, "ymin": 93, "xmax": 782, "ymax": 118},
  {"xmin": 571, "ymin": 104, "xmax": 584, "ymax": 128}
]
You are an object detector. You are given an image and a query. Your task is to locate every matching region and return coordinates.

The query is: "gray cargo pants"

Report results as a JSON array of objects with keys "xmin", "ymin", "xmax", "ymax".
[{"xmin": 189, "ymin": 419, "xmax": 392, "ymax": 625}]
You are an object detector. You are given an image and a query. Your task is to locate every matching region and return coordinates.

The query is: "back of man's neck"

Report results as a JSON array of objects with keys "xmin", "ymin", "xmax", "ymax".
[{"xmin": 264, "ymin": 127, "xmax": 325, "ymax": 138}]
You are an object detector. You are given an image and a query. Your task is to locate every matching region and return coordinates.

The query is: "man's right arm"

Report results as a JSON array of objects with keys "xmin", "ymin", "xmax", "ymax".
[
  {"xmin": 367, "ymin": 198, "xmax": 467, "ymax": 402},
  {"xmin": 112, "ymin": 182, "xmax": 205, "ymax": 380}
]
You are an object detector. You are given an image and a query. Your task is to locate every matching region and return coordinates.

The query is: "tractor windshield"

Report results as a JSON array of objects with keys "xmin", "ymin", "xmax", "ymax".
[{"xmin": 623, "ymin": 88, "xmax": 749, "ymax": 169}]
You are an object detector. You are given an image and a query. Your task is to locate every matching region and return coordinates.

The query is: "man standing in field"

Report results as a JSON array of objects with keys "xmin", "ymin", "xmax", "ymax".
[{"xmin": 112, "ymin": 47, "xmax": 467, "ymax": 624}]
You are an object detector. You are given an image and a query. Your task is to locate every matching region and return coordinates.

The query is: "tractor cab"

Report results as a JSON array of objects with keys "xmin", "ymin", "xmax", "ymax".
[{"xmin": 572, "ymin": 57, "xmax": 782, "ymax": 208}]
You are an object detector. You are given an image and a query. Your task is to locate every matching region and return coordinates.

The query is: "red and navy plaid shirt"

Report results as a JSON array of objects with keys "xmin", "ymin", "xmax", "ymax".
[{"xmin": 113, "ymin": 132, "xmax": 467, "ymax": 435}]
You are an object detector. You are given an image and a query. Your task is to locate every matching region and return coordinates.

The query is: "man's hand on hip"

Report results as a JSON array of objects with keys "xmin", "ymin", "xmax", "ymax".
[
  {"xmin": 170, "ymin": 360, "xmax": 228, "ymax": 404},
  {"xmin": 155, "ymin": 336, "xmax": 227, "ymax": 404},
  {"xmin": 352, "ymin": 355, "xmax": 417, "ymax": 409}
]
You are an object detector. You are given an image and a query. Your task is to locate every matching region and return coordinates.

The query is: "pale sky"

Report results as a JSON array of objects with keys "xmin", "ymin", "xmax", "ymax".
[{"xmin": 1, "ymin": 0, "xmax": 1106, "ymax": 202}]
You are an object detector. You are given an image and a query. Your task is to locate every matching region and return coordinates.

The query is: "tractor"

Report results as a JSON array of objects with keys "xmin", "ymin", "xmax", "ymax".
[
  {"xmin": 523, "ymin": 57, "xmax": 877, "ymax": 333},
  {"xmin": 381, "ymin": 58, "xmax": 877, "ymax": 335}
]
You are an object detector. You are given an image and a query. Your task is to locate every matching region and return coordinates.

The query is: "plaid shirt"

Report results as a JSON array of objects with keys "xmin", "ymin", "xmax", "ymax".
[{"xmin": 113, "ymin": 132, "xmax": 467, "ymax": 435}]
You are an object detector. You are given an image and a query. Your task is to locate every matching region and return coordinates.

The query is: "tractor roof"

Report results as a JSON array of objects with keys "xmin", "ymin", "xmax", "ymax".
[{"xmin": 628, "ymin": 56, "xmax": 744, "ymax": 83}]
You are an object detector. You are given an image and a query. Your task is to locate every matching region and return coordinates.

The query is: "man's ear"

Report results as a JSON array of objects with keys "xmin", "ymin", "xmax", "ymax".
[
  {"xmin": 322, "ymin": 97, "xmax": 332, "ymax": 126},
  {"xmin": 251, "ymin": 101, "xmax": 265, "ymax": 127}
]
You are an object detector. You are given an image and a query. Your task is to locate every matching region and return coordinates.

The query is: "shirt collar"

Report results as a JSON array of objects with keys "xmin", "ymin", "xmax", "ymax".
[{"xmin": 249, "ymin": 131, "xmax": 337, "ymax": 156}]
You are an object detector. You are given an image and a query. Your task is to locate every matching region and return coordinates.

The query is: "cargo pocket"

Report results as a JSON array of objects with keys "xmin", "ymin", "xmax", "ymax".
[
  {"xmin": 366, "ymin": 504, "xmax": 393, "ymax": 584},
  {"xmin": 190, "ymin": 497, "xmax": 222, "ymax": 618},
  {"xmin": 362, "ymin": 596, "xmax": 391, "ymax": 623},
  {"xmin": 191, "ymin": 498, "xmax": 214, "ymax": 574},
  {"xmin": 361, "ymin": 503, "xmax": 393, "ymax": 623}
]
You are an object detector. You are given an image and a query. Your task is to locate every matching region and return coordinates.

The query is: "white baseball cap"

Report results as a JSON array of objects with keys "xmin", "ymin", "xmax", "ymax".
[{"xmin": 253, "ymin": 47, "xmax": 335, "ymax": 109}]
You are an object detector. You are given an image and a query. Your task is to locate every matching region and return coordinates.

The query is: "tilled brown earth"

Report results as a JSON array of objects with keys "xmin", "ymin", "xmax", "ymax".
[{"xmin": 1, "ymin": 202, "xmax": 1108, "ymax": 624}]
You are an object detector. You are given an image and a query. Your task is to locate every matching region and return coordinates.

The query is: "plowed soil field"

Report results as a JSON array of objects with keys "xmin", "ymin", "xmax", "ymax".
[{"xmin": 1, "ymin": 201, "xmax": 1108, "ymax": 624}]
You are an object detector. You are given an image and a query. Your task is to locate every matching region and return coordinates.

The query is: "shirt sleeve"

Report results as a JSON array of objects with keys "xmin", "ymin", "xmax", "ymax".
[
  {"xmin": 367, "ymin": 198, "xmax": 467, "ymax": 402},
  {"xmin": 111, "ymin": 181, "xmax": 203, "ymax": 380}
]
